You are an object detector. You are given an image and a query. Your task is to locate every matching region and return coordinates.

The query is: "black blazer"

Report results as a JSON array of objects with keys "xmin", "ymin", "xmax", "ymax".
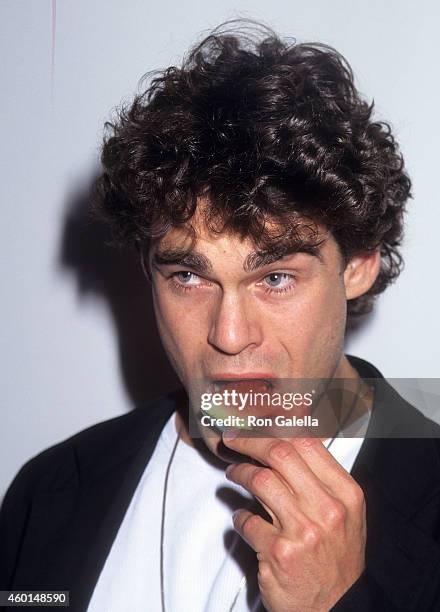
[{"xmin": 2, "ymin": 356, "xmax": 440, "ymax": 612}]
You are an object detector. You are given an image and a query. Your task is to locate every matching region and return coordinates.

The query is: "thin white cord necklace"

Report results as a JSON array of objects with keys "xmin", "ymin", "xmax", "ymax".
[{"xmin": 160, "ymin": 423, "xmax": 247, "ymax": 612}]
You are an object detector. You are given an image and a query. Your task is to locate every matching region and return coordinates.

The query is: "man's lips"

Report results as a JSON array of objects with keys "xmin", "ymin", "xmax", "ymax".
[
  {"xmin": 207, "ymin": 373, "xmax": 276, "ymax": 381},
  {"xmin": 206, "ymin": 378, "xmax": 275, "ymax": 407},
  {"xmin": 204, "ymin": 374, "xmax": 277, "ymax": 398},
  {"xmin": 213, "ymin": 380, "xmax": 272, "ymax": 391}
]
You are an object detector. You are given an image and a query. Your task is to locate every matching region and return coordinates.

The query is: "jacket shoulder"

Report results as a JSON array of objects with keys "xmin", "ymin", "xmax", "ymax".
[
  {"xmin": 2, "ymin": 390, "xmax": 178, "ymax": 500},
  {"xmin": 0, "ymin": 391, "xmax": 179, "ymax": 589}
]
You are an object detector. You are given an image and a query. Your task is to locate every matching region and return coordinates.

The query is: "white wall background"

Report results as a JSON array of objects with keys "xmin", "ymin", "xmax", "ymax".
[{"xmin": 1, "ymin": 0, "xmax": 439, "ymax": 498}]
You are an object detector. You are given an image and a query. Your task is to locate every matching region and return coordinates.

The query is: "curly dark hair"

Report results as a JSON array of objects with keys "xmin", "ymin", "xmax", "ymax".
[{"xmin": 91, "ymin": 19, "xmax": 411, "ymax": 318}]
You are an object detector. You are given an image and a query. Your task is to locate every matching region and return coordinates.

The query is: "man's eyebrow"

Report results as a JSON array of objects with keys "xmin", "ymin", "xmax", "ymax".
[
  {"xmin": 244, "ymin": 244, "xmax": 324, "ymax": 272},
  {"xmin": 152, "ymin": 243, "xmax": 324, "ymax": 275},
  {"xmin": 152, "ymin": 249, "xmax": 213, "ymax": 274}
]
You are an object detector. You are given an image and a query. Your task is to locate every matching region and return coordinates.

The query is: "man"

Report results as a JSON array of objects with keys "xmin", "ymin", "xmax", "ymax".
[{"xmin": 2, "ymin": 20, "xmax": 440, "ymax": 612}]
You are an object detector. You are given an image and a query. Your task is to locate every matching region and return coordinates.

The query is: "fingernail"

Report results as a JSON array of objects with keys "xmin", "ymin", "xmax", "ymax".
[
  {"xmin": 223, "ymin": 429, "xmax": 240, "ymax": 441},
  {"xmin": 232, "ymin": 509, "xmax": 243, "ymax": 523}
]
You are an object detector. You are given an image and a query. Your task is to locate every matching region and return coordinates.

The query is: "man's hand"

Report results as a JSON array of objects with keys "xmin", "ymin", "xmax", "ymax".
[{"xmin": 222, "ymin": 433, "xmax": 366, "ymax": 612}]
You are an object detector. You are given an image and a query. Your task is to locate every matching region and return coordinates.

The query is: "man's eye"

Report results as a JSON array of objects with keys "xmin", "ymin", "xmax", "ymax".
[
  {"xmin": 174, "ymin": 271, "xmax": 200, "ymax": 284},
  {"xmin": 263, "ymin": 272, "xmax": 294, "ymax": 289}
]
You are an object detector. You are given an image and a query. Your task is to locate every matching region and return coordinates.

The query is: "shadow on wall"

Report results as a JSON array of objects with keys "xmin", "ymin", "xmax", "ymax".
[
  {"xmin": 57, "ymin": 173, "xmax": 377, "ymax": 411},
  {"xmin": 58, "ymin": 173, "xmax": 180, "ymax": 411}
]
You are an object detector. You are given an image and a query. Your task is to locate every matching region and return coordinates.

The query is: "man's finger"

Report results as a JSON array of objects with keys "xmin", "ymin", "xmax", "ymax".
[
  {"xmin": 222, "ymin": 432, "xmax": 359, "ymax": 510},
  {"xmin": 232, "ymin": 508, "xmax": 277, "ymax": 554},
  {"xmin": 226, "ymin": 461, "xmax": 310, "ymax": 532}
]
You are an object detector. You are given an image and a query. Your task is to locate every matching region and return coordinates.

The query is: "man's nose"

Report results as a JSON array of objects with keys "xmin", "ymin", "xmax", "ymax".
[{"xmin": 207, "ymin": 291, "xmax": 262, "ymax": 355}]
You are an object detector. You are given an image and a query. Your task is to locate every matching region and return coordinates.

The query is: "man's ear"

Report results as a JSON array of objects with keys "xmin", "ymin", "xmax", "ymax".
[{"xmin": 343, "ymin": 249, "xmax": 381, "ymax": 300}]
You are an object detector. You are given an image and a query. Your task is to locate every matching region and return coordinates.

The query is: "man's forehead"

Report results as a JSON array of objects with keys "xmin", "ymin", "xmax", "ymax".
[{"xmin": 150, "ymin": 221, "xmax": 330, "ymax": 272}]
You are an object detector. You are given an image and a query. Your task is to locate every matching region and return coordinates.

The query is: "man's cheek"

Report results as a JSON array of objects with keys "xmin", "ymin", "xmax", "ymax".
[{"xmin": 165, "ymin": 319, "xmax": 203, "ymax": 368}]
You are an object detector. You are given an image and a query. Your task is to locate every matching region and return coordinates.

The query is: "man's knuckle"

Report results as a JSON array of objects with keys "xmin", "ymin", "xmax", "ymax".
[
  {"xmin": 257, "ymin": 561, "xmax": 272, "ymax": 588},
  {"xmin": 270, "ymin": 536, "xmax": 295, "ymax": 568},
  {"xmin": 302, "ymin": 523, "xmax": 321, "ymax": 548},
  {"xmin": 268, "ymin": 440, "xmax": 294, "ymax": 461},
  {"xmin": 292, "ymin": 437, "xmax": 318, "ymax": 452},
  {"xmin": 242, "ymin": 513, "xmax": 261, "ymax": 538},
  {"xmin": 324, "ymin": 499, "xmax": 347, "ymax": 527},
  {"xmin": 349, "ymin": 482, "xmax": 365, "ymax": 508},
  {"xmin": 250, "ymin": 467, "xmax": 272, "ymax": 490}
]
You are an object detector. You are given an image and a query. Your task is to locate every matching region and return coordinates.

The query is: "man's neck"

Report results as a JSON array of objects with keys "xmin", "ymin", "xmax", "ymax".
[{"xmin": 334, "ymin": 353, "xmax": 360, "ymax": 380}]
